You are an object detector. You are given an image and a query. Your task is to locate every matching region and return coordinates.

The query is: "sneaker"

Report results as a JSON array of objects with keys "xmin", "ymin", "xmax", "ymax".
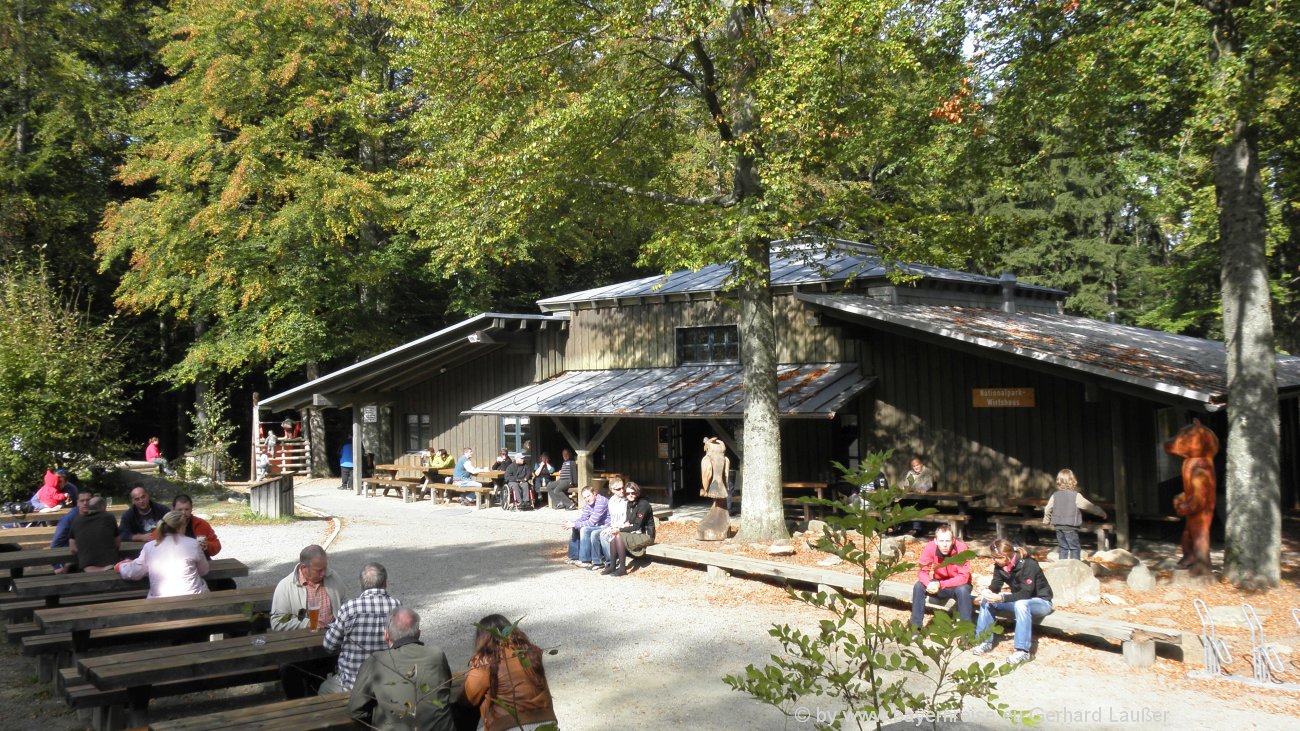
[
  {"xmin": 1006, "ymin": 650, "xmax": 1031, "ymax": 665},
  {"xmin": 590, "ymin": 564, "xmax": 605, "ymax": 571},
  {"xmin": 566, "ymin": 559, "xmax": 581, "ymax": 566},
  {"xmin": 971, "ymin": 642, "xmax": 994, "ymax": 656},
  {"xmin": 577, "ymin": 562, "xmax": 592, "ymax": 568}
]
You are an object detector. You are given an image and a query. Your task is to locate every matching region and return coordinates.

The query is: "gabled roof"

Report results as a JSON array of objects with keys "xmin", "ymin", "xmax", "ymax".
[
  {"xmin": 465, "ymin": 363, "xmax": 873, "ymax": 419},
  {"xmin": 537, "ymin": 239, "xmax": 1065, "ymax": 311},
  {"xmin": 798, "ymin": 294, "xmax": 1300, "ymax": 408},
  {"xmin": 259, "ymin": 313, "xmax": 568, "ymax": 411}
]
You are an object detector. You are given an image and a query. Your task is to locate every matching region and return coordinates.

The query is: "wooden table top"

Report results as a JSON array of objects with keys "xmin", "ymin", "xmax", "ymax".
[
  {"xmin": 782, "ymin": 482, "xmax": 828, "ymax": 490},
  {"xmin": 36, "ymin": 584, "xmax": 273, "ymax": 633},
  {"xmin": 12, "ymin": 558, "xmax": 248, "ymax": 600},
  {"xmin": 436, "ymin": 468, "xmax": 503, "ymax": 479},
  {"xmin": 901, "ymin": 491, "xmax": 987, "ymax": 502},
  {"xmin": 0, "ymin": 542, "xmax": 144, "ymax": 572},
  {"xmin": 79, "ymin": 627, "xmax": 330, "ymax": 690},
  {"xmin": 0, "ymin": 525, "xmax": 58, "ymax": 541},
  {"xmin": 3, "ymin": 503, "xmax": 128, "ymax": 524},
  {"xmin": 147, "ymin": 692, "xmax": 353, "ymax": 731}
]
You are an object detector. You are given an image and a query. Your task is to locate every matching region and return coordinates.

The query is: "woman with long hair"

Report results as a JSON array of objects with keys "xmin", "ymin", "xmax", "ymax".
[
  {"xmin": 116, "ymin": 510, "xmax": 210, "ymax": 597},
  {"xmin": 972, "ymin": 539, "xmax": 1053, "ymax": 665},
  {"xmin": 604, "ymin": 481, "xmax": 656, "ymax": 576},
  {"xmin": 461, "ymin": 614, "xmax": 557, "ymax": 731}
]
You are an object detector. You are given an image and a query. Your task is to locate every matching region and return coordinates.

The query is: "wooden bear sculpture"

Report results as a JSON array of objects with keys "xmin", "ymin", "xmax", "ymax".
[{"xmin": 1163, "ymin": 419, "xmax": 1219, "ymax": 575}]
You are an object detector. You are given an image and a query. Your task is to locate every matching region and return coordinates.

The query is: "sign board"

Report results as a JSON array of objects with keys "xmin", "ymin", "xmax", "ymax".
[
  {"xmin": 972, "ymin": 388, "xmax": 1035, "ymax": 408},
  {"xmin": 362, "ymin": 405, "xmax": 378, "ymax": 423}
]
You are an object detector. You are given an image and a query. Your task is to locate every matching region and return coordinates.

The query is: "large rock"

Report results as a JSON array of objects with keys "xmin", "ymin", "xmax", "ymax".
[
  {"xmin": 1043, "ymin": 559, "xmax": 1101, "ymax": 606},
  {"xmin": 767, "ymin": 544, "xmax": 796, "ymax": 557},
  {"xmin": 1092, "ymin": 548, "xmax": 1141, "ymax": 567},
  {"xmin": 1126, "ymin": 562, "xmax": 1156, "ymax": 593},
  {"xmin": 878, "ymin": 536, "xmax": 908, "ymax": 561},
  {"xmin": 1207, "ymin": 605, "xmax": 1271, "ymax": 630}
]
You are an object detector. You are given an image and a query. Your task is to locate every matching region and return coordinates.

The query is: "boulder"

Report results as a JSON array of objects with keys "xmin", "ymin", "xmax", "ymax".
[
  {"xmin": 1151, "ymin": 557, "xmax": 1182, "ymax": 571},
  {"xmin": 807, "ymin": 519, "xmax": 828, "ymax": 534},
  {"xmin": 1092, "ymin": 548, "xmax": 1141, "ymax": 567},
  {"xmin": 1101, "ymin": 593, "xmax": 1129, "ymax": 606},
  {"xmin": 1126, "ymin": 562, "xmax": 1156, "ymax": 593},
  {"xmin": 767, "ymin": 544, "xmax": 796, "ymax": 557},
  {"xmin": 878, "ymin": 536, "xmax": 908, "ymax": 561},
  {"xmin": 1043, "ymin": 559, "xmax": 1101, "ymax": 606}
]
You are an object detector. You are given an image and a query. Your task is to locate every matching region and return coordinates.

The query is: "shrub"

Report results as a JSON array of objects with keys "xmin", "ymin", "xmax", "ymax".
[
  {"xmin": 0, "ymin": 266, "xmax": 127, "ymax": 497},
  {"xmin": 725, "ymin": 450, "xmax": 1022, "ymax": 730}
]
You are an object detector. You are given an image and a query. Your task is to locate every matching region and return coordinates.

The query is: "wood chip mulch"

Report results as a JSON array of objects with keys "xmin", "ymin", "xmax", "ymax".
[{"xmin": 643, "ymin": 518, "xmax": 1300, "ymax": 710}]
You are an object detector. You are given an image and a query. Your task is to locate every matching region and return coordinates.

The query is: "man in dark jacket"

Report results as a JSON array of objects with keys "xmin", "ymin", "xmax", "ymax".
[
  {"xmin": 348, "ymin": 607, "xmax": 454, "ymax": 731},
  {"xmin": 972, "ymin": 540, "xmax": 1053, "ymax": 665},
  {"xmin": 119, "ymin": 486, "xmax": 169, "ymax": 542},
  {"xmin": 503, "ymin": 453, "xmax": 533, "ymax": 509}
]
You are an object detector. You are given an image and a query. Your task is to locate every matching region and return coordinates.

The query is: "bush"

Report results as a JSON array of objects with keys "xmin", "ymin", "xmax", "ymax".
[
  {"xmin": 0, "ymin": 265, "xmax": 128, "ymax": 497},
  {"xmin": 725, "ymin": 451, "xmax": 1023, "ymax": 730}
]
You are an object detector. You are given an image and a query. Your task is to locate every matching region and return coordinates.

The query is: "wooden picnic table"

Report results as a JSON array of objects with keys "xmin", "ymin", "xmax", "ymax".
[
  {"xmin": 0, "ymin": 542, "xmax": 145, "ymax": 590},
  {"xmin": 1, "ymin": 503, "xmax": 128, "ymax": 526},
  {"xmin": 899, "ymin": 490, "xmax": 986, "ymax": 515},
  {"xmin": 12, "ymin": 557, "xmax": 248, "ymax": 607},
  {"xmin": 35, "ymin": 585, "xmax": 272, "ymax": 635},
  {"xmin": 782, "ymin": 482, "xmax": 830, "ymax": 521},
  {"xmin": 147, "ymin": 692, "xmax": 354, "ymax": 731},
  {"xmin": 77, "ymin": 627, "xmax": 333, "ymax": 727},
  {"xmin": 1006, "ymin": 495, "xmax": 1115, "ymax": 515}
]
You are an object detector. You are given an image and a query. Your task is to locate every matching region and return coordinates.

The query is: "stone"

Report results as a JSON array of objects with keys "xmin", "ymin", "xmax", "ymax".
[
  {"xmin": 1101, "ymin": 593, "xmax": 1129, "ymax": 606},
  {"xmin": 1042, "ymin": 559, "xmax": 1101, "ymax": 606},
  {"xmin": 1163, "ymin": 590, "xmax": 1186, "ymax": 601},
  {"xmin": 1090, "ymin": 562, "xmax": 1125, "ymax": 578},
  {"xmin": 1092, "ymin": 548, "xmax": 1141, "ymax": 567},
  {"xmin": 1170, "ymin": 569, "xmax": 1216, "ymax": 587},
  {"xmin": 816, "ymin": 555, "xmax": 844, "ymax": 567},
  {"xmin": 1126, "ymin": 563, "xmax": 1156, "ymax": 593},
  {"xmin": 767, "ymin": 544, "xmax": 796, "ymax": 557},
  {"xmin": 1151, "ymin": 557, "xmax": 1182, "ymax": 571},
  {"xmin": 878, "ymin": 536, "xmax": 908, "ymax": 561},
  {"xmin": 807, "ymin": 519, "xmax": 828, "ymax": 534}
]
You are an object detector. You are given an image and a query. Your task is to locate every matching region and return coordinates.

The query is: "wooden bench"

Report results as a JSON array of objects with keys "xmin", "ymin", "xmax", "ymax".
[
  {"xmin": 363, "ymin": 478, "xmax": 422, "ymax": 502},
  {"xmin": 146, "ymin": 692, "xmax": 353, "ymax": 731},
  {"xmin": 25, "ymin": 613, "xmax": 254, "ymax": 684},
  {"xmin": 991, "ymin": 515, "xmax": 1112, "ymax": 550},
  {"xmin": 434, "ymin": 484, "xmax": 494, "ymax": 509},
  {"xmin": 60, "ymin": 665, "xmax": 282, "ymax": 731},
  {"xmin": 643, "ymin": 543, "xmax": 1195, "ymax": 666},
  {"xmin": 2, "ymin": 589, "xmax": 147, "ymax": 625}
]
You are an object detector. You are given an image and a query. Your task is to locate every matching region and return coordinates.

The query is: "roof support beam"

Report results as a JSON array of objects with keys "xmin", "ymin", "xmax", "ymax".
[{"xmin": 705, "ymin": 418, "xmax": 741, "ymax": 458}]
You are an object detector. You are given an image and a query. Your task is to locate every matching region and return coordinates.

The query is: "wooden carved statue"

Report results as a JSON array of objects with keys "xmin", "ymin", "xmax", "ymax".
[
  {"xmin": 697, "ymin": 437, "xmax": 731, "ymax": 540},
  {"xmin": 700, "ymin": 437, "xmax": 730, "ymax": 498},
  {"xmin": 1163, "ymin": 419, "xmax": 1219, "ymax": 576}
]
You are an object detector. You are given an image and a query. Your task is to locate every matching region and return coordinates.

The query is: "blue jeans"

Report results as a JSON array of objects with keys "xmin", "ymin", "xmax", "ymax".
[
  {"xmin": 910, "ymin": 582, "xmax": 973, "ymax": 628},
  {"xmin": 1055, "ymin": 527, "xmax": 1081, "ymax": 560},
  {"xmin": 568, "ymin": 527, "xmax": 604, "ymax": 562},
  {"xmin": 976, "ymin": 597, "xmax": 1053, "ymax": 652}
]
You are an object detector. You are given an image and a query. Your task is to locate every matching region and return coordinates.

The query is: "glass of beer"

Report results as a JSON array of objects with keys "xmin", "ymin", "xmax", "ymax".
[{"xmin": 307, "ymin": 603, "xmax": 320, "ymax": 631}]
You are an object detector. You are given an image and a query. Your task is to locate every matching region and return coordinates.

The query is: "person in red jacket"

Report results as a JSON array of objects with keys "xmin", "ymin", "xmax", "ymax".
[
  {"xmin": 31, "ymin": 470, "xmax": 71, "ymax": 511},
  {"xmin": 171, "ymin": 494, "xmax": 222, "ymax": 557},
  {"xmin": 909, "ymin": 525, "xmax": 973, "ymax": 628}
]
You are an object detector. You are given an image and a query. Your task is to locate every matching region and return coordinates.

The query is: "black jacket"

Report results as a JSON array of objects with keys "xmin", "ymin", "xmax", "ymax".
[
  {"xmin": 989, "ymin": 554, "xmax": 1052, "ymax": 603},
  {"xmin": 620, "ymin": 497, "xmax": 656, "ymax": 541},
  {"xmin": 504, "ymin": 462, "xmax": 531, "ymax": 484}
]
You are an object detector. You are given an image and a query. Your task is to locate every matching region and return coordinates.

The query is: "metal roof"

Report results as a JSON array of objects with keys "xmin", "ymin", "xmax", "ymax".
[
  {"xmin": 465, "ymin": 362, "xmax": 874, "ymax": 419},
  {"xmin": 536, "ymin": 240, "xmax": 1064, "ymax": 311},
  {"xmin": 798, "ymin": 294, "xmax": 1300, "ymax": 408},
  {"xmin": 259, "ymin": 313, "xmax": 569, "ymax": 411}
]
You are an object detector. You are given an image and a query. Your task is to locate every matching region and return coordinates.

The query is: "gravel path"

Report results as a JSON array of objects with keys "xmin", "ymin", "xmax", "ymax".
[{"xmin": 4, "ymin": 479, "xmax": 1297, "ymax": 730}]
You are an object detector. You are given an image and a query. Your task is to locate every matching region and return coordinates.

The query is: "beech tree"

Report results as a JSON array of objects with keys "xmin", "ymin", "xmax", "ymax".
[
  {"xmin": 975, "ymin": 0, "xmax": 1295, "ymax": 587},
  {"xmin": 397, "ymin": 0, "xmax": 985, "ymax": 540}
]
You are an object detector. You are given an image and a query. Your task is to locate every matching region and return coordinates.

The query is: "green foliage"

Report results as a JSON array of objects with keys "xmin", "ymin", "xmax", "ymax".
[
  {"xmin": 183, "ymin": 387, "xmax": 240, "ymax": 481},
  {"xmin": 726, "ymin": 451, "xmax": 1020, "ymax": 730},
  {"xmin": 0, "ymin": 266, "xmax": 129, "ymax": 497}
]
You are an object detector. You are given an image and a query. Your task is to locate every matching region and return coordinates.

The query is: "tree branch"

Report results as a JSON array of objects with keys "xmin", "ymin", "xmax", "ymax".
[
  {"xmin": 577, "ymin": 177, "xmax": 736, "ymax": 207},
  {"xmin": 690, "ymin": 36, "xmax": 733, "ymax": 142}
]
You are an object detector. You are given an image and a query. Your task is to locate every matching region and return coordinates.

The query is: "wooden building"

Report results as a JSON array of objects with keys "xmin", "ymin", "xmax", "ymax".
[{"xmin": 260, "ymin": 240, "xmax": 1300, "ymax": 541}]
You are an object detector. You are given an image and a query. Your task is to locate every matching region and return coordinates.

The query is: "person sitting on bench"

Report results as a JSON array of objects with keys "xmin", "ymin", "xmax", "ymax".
[
  {"xmin": 546, "ymin": 449, "xmax": 578, "ymax": 509},
  {"xmin": 973, "ymin": 539, "xmax": 1054, "ymax": 665},
  {"xmin": 909, "ymin": 525, "xmax": 973, "ymax": 629},
  {"xmin": 504, "ymin": 453, "xmax": 533, "ymax": 510}
]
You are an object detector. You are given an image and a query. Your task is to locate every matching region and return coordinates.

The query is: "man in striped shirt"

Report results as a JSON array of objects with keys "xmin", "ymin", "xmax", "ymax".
[{"xmin": 319, "ymin": 562, "xmax": 401, "ymax": 694}]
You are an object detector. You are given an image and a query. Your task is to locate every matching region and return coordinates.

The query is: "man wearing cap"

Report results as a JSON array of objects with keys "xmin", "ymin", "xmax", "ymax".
[
  {"xmin": 503, "ymin": 453, "xmax": 533, "ymax": 509},
  {"xmin": 70, "ymin": 496, "xmax": 122, "ymax": 573},
  {"xmin": 119, "ymin": 486, "xmax": 170, "ymax": 542}
]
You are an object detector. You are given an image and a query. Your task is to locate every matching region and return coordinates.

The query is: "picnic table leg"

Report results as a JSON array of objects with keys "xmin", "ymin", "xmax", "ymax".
[
  {"xmin": 474, "ymin": 492, "xmax": 483, "ymax": 510},
  {"xmin": 126, "ymin": 685, "xmax": 151, "ymax": 728}
]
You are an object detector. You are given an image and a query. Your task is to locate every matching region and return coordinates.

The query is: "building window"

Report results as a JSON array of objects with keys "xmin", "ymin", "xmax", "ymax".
[
  {"xmin": 500, "ymin": 415, "xmax": 532, "ymax": 456},
  {"xmin": 404, "ymin": 414, "xmax": 431, "ymax": 454},
  {"xmin": 676, "ymin": 325, "xmax": 740, "ymax": 364}
]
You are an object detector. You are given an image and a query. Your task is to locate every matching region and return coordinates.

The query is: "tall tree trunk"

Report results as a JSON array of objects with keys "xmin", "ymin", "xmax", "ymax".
[
  {"xmin": 1207, "ymin": 1, "xmax": 1281, "ymax": 589},
  {"xmin": 305, "ymin": 362, "xmax": 328, "ymax": 477}
]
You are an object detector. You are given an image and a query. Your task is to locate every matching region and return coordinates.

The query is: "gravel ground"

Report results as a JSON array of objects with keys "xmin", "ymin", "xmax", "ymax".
[{"xmin": 4, "ymin": 478, "xmax": 1298, "ymax": 730}]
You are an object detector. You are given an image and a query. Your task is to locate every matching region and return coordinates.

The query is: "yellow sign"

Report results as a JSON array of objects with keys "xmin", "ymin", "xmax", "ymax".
[{"xmin": 972, "ymin": 388, "xmax": 1035, "ymax": 408}]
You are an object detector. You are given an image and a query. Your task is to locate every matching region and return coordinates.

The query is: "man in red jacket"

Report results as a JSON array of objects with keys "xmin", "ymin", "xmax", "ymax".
[{"xmin": 909, "ymin": 525, "xmax": 973, "ymax": 628}]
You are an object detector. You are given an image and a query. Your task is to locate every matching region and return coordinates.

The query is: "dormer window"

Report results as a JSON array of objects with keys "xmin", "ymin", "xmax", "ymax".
[{"xmin": 676, "ymin": 325, "xmax": 740, "ymax": 364}]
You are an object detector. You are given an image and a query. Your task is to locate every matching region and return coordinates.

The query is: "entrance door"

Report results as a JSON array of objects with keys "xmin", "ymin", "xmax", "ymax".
[{"xmin": 668, "ymin": 420, "xmax": 711, "ymax": 504}]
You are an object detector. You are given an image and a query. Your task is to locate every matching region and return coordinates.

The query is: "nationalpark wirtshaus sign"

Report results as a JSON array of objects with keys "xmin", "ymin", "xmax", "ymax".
[{"xmin": 972, "ymin": 388, "xmax": 1035, "ymax": 408}]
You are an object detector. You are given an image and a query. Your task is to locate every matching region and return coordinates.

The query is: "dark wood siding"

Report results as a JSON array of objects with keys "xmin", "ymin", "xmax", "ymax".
[{"xmin": 862, "ymin": 329, "xmax": 1170, "ymax": 511}]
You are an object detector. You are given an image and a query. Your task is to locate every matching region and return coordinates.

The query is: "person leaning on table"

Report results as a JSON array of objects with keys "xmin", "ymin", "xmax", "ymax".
[{"xmin": 272, "ymin": 544, "xmax": 351, "ymax": 698}]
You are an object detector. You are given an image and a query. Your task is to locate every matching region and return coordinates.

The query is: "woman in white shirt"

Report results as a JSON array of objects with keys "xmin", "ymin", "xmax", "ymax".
[{"xmin": 117, "ymin": 510, "xmax": 210, "ymax": 597}]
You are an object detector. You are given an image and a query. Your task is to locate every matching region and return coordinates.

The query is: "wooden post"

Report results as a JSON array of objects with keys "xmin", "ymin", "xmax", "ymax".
[
  {"xmin": 352, "ymin": 413, "xmax": 364, "ymax": 495},
  {"xmin": 1122, "ymin": 637, "xmax": 1156, "ymax": 668},
  {"xmin": 1111, "ymin": 398, "xmax": 1130, "ymax": 551},
  {"xmin": 250, "ymin": 392, "xmax": 260, "ymax": 482}
]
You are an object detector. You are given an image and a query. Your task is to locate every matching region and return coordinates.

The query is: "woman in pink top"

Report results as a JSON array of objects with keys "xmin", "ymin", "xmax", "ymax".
[{"xmin": 117, "ymin": 510, "xmax": 210, "ymax": 597}]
